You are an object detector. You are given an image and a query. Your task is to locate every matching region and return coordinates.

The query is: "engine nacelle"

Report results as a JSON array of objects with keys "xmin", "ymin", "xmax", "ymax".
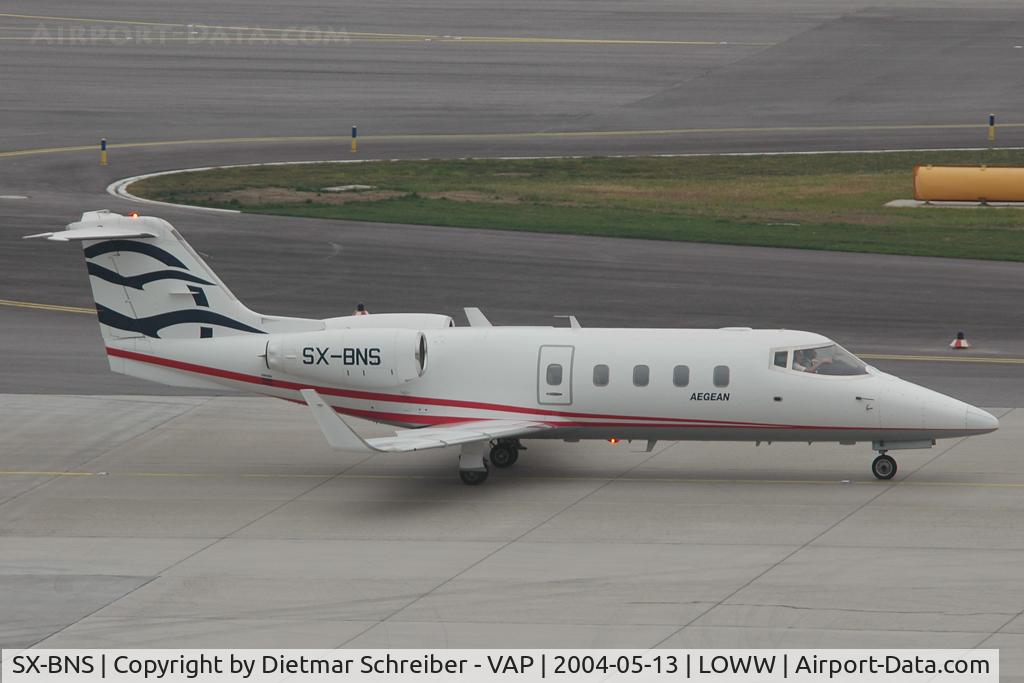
[
  {"xmin": 266, "ymin": 328, "xmax": 427, "ymax": 388},
  {"xmin": 323, "ymin": 313, "xmax": 453, "ymax": 330}
]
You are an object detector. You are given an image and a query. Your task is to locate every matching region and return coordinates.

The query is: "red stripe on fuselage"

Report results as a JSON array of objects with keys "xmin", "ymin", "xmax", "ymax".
[
  {"xmin": 106, "ymin": 347, "xmax": 773, "ymax": 427},
  {"xmin": 105, "ymin": 348, "xmax": 774, "ymax": 428},
  {"xmin": 105, "ymin": 347, "xmax": 954, "ymax": 433}
]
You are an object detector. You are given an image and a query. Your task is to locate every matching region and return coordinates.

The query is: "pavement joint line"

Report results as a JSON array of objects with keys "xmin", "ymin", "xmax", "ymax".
[
  {"xmin": 37, "ymin": 454, "xmax": 387, "ymax": 647},
  {"xmin": 650, "ymin": 434, "xmax": 954, "ymax": 648},
  {"xmin": 29, "ymin": 575, "xmax": 160, "ymax": 648},
  {"xmin": 886, "ymin": 435, "xmax": 1024, "ymax": 651},
  {"xmin": 3, "ymin": 469, "xmax": 1023, "ymax": 488},
  {"xmin": 975, "ymin": 602, "xmax": 1024, "ymax": 650},
  {"xmin": 62, "ymin": 451, "xmax": 387, "ymax": 643},
  {"xmin": 336, "ymin": 427, "xmax": 670, "ymax": 647},
  {"xmin": 150, "ymin": 460, "xmax": 380, "ymax": 569},
  {"xmin": 5, "ymin": 128, "xmax": 1024, "ymax": 159},
  {"xmin": 0, "ymin": 397, "xmax": 215, "ymax": 513}
]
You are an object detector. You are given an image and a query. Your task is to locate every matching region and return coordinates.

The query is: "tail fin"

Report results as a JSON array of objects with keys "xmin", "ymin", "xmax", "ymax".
[{"xmin": 26, "ymin": 210, "xmax": 317, "ymax": 341}]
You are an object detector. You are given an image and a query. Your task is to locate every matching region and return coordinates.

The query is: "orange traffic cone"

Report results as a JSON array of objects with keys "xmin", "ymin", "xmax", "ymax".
[{"xmin": 950, "ymin": 331, "xmax": 970, "ymax": 350}]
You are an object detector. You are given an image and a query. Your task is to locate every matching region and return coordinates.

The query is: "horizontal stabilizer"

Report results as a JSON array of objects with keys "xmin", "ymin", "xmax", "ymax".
[{"xmin": 24, "ymin": 227, "xmax": 156, "ymax": 241}]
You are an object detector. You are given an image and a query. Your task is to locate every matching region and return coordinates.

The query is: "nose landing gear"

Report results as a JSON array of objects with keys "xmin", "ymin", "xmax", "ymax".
[{"xmin": 871, "ymin": 451, "xmax": 897, "ymax": 480}]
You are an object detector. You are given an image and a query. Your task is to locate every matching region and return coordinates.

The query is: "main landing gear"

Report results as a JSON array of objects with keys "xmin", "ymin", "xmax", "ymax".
[
  {"xmin": 489, "ymin": 439, "xmax": 523, "ymax": 469},
  {"xmin": 871, "ymin": 451, "xmax": 897, "ymax": 480},
  {"xmin": 459, "ymin": 465, "xmax": 489, "ymax": 486},
  {"xmin": 458, "ymin": 439, "xmax": 524, "ymax": 485}
]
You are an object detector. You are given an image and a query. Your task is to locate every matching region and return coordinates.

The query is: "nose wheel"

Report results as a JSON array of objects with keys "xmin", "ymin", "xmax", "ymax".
[{"xmin": 871, "ymin": 452, "xmax": 897, "ymax": 480}]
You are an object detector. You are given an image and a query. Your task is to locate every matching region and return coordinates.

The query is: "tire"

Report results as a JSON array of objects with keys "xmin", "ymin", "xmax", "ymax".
[
  {"xmin": 459, "ymin": 468, "xmax": 489, "ymax": 485},
  {"xmin": 871, "ymin": 454, "xmax": 897, "ymax": 480},
  {"xmin": 490, "ymin": 444, "xmax": 518, "ymax": 468}
]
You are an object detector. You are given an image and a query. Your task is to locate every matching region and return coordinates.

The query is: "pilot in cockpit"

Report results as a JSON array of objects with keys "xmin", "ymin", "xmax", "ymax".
[
  {"xmin": 791, "ymin": 345, "xmax": 867, "ymax": 376},
  {"xmin": 792, "ymin": 348, "xmax": 814, "ymax": 372}
]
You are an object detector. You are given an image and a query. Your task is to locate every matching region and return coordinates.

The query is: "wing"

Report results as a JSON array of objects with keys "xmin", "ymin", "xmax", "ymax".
[{"xmin": 300, "ymin": 389, "xmax": 549, "ymax": 452}]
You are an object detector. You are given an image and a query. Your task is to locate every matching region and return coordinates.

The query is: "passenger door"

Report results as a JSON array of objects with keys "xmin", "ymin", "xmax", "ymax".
[{"xmin": 537, "ymin": 345, "xmax": 574, "ymax": 405}]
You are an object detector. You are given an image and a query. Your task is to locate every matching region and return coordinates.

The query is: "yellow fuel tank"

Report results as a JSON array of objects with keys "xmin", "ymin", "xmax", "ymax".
[{"xmin": 913, "ymin": 165, "xmax": 1024, "ymax": 202}]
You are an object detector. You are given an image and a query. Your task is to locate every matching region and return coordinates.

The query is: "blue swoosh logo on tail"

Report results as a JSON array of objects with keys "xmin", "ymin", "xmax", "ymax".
[
  {"xmin": 87, "ymin": 262, "xmax": 214, "ymax": 290},
  {"xmin": 84, "ymin": 240, "xmax": 187, "ymax": 268},
  {"xmin": 96, "ymin": 304, "xmax": 265, "ymax": 338}
]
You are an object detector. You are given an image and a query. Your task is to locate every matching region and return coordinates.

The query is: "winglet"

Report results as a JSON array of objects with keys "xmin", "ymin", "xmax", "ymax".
[
  {"xmin": 464, "ymin": 307, "xmax": 492, "ymax": 327},
  {"xmin": 299, "ymin": 389, "xmax": 381, "ymax": 452}
]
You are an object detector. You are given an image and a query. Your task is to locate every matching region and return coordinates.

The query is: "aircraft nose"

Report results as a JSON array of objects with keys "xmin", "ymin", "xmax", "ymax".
[{"xmin": 965, "ymin": 406, "xmax": 999, "ymax": 434}]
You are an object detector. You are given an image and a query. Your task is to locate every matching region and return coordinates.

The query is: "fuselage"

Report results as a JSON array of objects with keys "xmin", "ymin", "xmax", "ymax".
[{"xmin": 108, "ymin": 325, "xmax": 999, "ymax": 446}]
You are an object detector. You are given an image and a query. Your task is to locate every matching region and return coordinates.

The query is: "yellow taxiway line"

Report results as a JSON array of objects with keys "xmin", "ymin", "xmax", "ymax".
[
  {"xmin": 860, "ymin": 353, "xmax": 1024, "ymax": 365},
  {"xmin": 0, "ymin": 298, "xmax": 93, "ymax": 314},
  {"xmin": 3, "ymin": 300, "xmax": 1023, "ymax": 366},
  {"xmin": 4, "ymin": 122, "xmax": 1024, "ymax": 160}
]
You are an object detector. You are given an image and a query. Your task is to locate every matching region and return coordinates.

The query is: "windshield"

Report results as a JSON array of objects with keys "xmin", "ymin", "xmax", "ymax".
[{"xmin": 791, "ymin": 344, "xmax": 867, "ymax": 376}]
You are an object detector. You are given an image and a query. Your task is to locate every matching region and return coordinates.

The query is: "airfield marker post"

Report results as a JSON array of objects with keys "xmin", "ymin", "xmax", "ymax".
[
  {"xmin": 988, "ymin": 114, "xmax": 996, "ymax": 143},
  {"xmin": 100, "ymin": 138, "xmax": 108, "ymax": 166},
  {"xmin": 351, "ymin": 125, "xmax": 358, "ymax": 153}
]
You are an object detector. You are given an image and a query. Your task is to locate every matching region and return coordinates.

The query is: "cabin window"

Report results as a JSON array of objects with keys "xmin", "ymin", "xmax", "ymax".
[
  {"xmin": 546, "ymin": 363, "xmax": 563, "ymax": 385},
  {"xmin": 633, "ymin": 365, "xmax": 649, "ymax": 387},
  {"xmin": 773, "ymin": 351, "xmax": 788, "ymax": 368},
  {"xmin": 593, "ymin": 364, "xmax": 609, "ymax": 387},
  {"xmin": 713, "ymin": 365, "xmax": 730, "ymax": 387},
  {"xmin": 672, "ymin": 365, "xmax": 690, "ymax": 387}
]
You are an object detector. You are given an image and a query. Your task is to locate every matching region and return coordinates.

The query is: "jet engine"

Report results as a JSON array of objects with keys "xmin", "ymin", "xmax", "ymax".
[{"xmin": 265, "ymin": 328, "xmax": 427, "ymax": 389}]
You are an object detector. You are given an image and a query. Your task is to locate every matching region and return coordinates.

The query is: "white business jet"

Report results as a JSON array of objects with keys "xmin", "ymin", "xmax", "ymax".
[{"xmin": 28, "ymin": 211, "xmax": 998, "ymax": 484}]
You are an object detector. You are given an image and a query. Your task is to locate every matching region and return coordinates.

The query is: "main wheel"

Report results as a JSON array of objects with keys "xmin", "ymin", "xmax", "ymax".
[
  {"xmin": 489, "ymin": 443, "xmax": 518, "ymax": 468},
  {"xmin": 871, "ymin": 453, "xmax": 897, "ymax": 480},
  {"xmin": 459, "ymin": 467, "xmax": 489, "ymax": 485}
]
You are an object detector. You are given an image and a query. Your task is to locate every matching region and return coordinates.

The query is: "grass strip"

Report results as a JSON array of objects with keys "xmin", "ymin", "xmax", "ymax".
[{"xmin": 130, "ymin": 150, "xmax": 1024, "ymax": 261}]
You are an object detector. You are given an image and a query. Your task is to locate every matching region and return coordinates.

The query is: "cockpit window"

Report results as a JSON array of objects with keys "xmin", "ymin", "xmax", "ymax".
[{"xmin": 791, "ymin": 344, "xmax": 867, "ymax": 376}]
